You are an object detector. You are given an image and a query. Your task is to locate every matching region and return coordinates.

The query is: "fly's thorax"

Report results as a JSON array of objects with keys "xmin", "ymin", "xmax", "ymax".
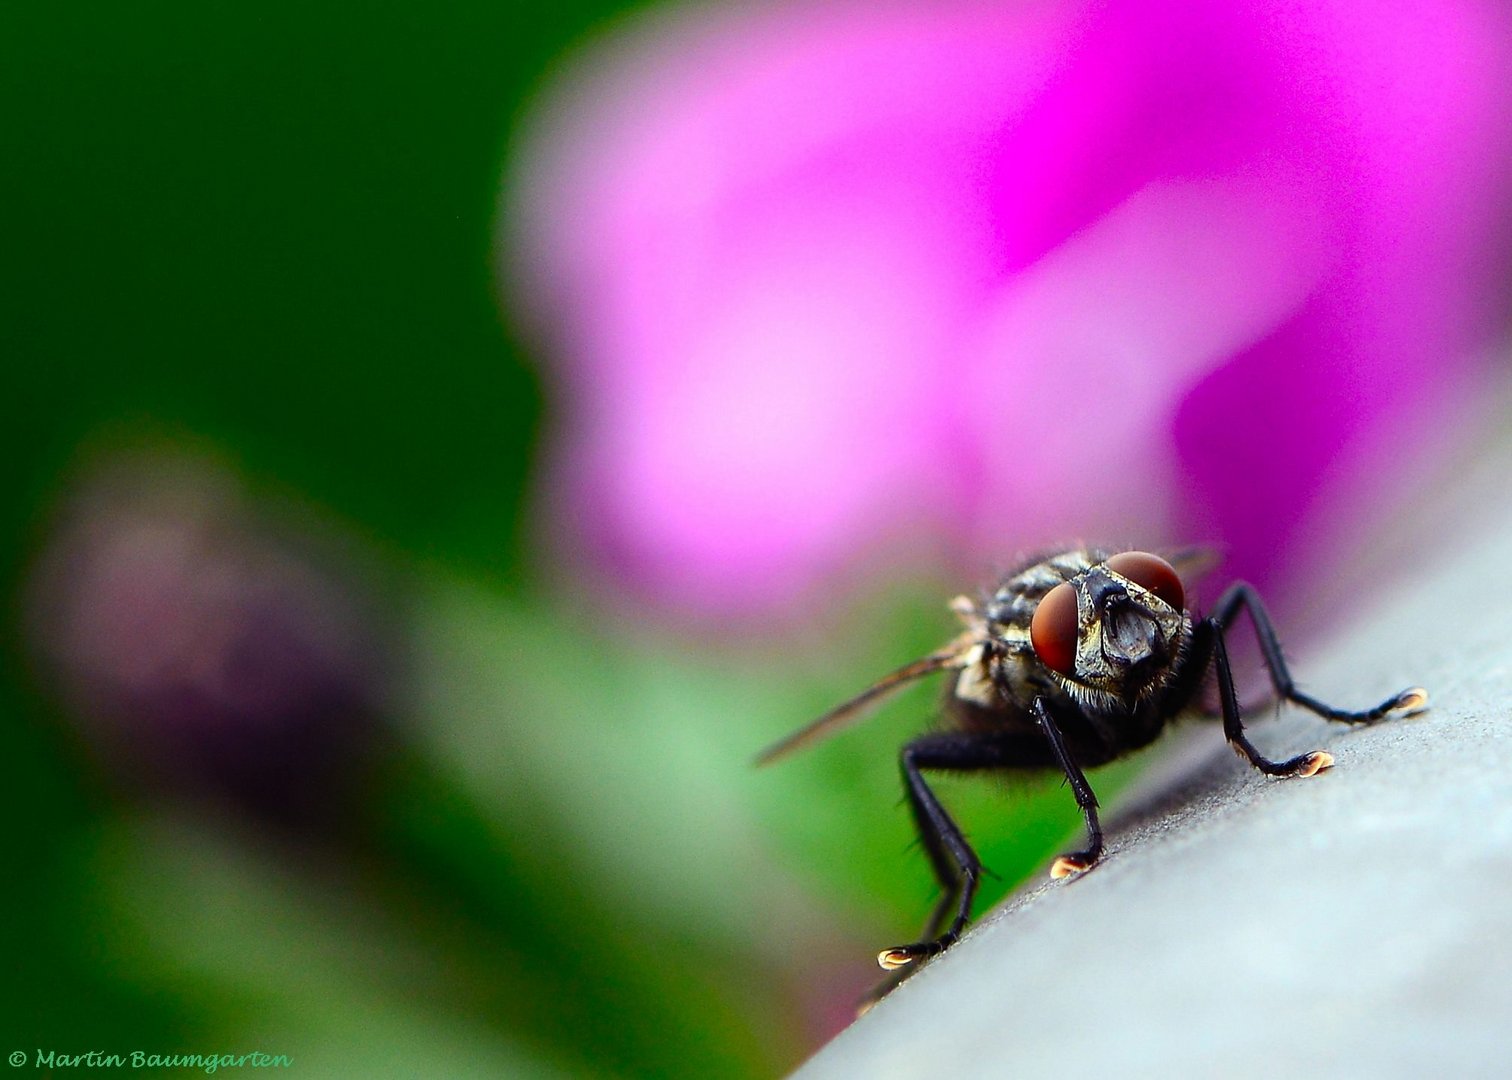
[
  {"xmin": 952, "ymin": 642, "xmax": 998, "ymax": 708},
  {"xmin": 951, "ymin": 640, "xmax": 1058, "ymax": 720},
  {"xmin": 985, "ymin": 549, "xmax": 1107, "ymax": 625}
]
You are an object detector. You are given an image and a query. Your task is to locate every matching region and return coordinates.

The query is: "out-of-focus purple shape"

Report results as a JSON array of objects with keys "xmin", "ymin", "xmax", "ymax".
[
  {"xmin": 505, "ymin": 0, "xmax": 1512, "ymax": 618},
  {"xmin": 26, "ymin": 453, "xmax": 397, "ymax": 830}
]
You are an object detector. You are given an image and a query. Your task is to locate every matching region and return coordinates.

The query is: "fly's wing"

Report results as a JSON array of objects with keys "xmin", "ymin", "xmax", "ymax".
[
  {"xmin": 1161, "ymin": 544, "xmax": 1223, "ymax": 714},
  {"xmin": 754, "ymin": 640, "xmax": 972, "ymax": 766},
  {"xmin": 1162, "ymin": 545, "xmax": 1223, "ymax": 590}
]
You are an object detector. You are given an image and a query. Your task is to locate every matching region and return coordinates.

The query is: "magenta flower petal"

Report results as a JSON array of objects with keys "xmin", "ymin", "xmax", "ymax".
[{"xmin": 506, "ymin": 0, "xmax": 1512, "ymax": 617}]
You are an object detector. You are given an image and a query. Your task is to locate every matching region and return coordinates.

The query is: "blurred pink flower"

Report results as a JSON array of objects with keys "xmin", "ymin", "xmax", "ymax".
[{"xmin": 505, "ymin": 0, "xmax": 1512, "ymax": 616}]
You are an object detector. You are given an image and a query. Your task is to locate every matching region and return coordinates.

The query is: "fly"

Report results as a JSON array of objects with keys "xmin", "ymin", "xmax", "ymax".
[{"xmin": 757, "ymin": 548, "xmax": 1427, "ymax": 997}]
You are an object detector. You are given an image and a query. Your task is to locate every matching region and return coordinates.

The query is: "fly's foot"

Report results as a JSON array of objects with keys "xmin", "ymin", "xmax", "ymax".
[
  {"xmin": 1248, "ymin": 748, "xmax": 1333, "ymax": 778},
  {"xmin": 1049, "ymin": 847, "xmax": 1105, "ymax": 879},
  {"xmin": 1388, "ymin": 687, "xmax": 1429, "ymax": 717},
  {"xmin": 1289, "ymin": 750, "xmax": 1334, "ymax": 777},
  {"xmin": 1264, "ymin": 750, "xmax": 1336, "ymax": 774},
  {"xmin": 1322, "ymin": 685, "xmax": 1431, "ymax": 725},
  {"xmin": 876, "ymin": 935, "xmax": 954, "ymax": 971}
]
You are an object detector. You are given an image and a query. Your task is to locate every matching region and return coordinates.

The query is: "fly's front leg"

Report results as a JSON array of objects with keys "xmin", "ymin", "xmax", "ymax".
[
  {"xmin": 1205, "ymin": 618, "xmax": 1334, "ymax": 777},
  {"xmin": 1209, "ymin": 583, "xmax": 1427, "ymax": 722},
  {"xmin": 1028, "ymin": 696, "xmax": 1105, "ymax": 880}
]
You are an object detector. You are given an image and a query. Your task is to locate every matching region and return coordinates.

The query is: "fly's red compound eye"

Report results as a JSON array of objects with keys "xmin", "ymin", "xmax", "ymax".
[
  {"xmin": 1030, "ymin": 582, "xmax": 1079, "ymax": 676},
  {"xmin": 1106, "ymin": 552, "xmax": 1184, "ymax": 611}
]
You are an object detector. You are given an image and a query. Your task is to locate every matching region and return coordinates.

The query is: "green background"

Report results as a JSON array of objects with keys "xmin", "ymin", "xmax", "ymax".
[{"xmin": 2, "ymin": 3, "xmax": 1125, "ymax": 1075}]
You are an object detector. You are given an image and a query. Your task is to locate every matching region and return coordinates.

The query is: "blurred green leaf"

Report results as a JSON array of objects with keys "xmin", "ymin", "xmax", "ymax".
[{"xmin": 88, "ymin": 812, "xmax": 581, "ymax": 1079}]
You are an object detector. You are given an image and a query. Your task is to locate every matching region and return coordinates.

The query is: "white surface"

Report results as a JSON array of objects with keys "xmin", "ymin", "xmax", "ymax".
[{"xmin": 793, "ymin": 510, "xmax": 1512, "ymax": 1080}]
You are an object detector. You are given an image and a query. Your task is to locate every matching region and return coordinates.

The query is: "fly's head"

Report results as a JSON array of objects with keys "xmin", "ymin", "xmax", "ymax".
[{"xmin": 1029, "ymin": 551, "xmax": 1189, "ymax": 702}]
